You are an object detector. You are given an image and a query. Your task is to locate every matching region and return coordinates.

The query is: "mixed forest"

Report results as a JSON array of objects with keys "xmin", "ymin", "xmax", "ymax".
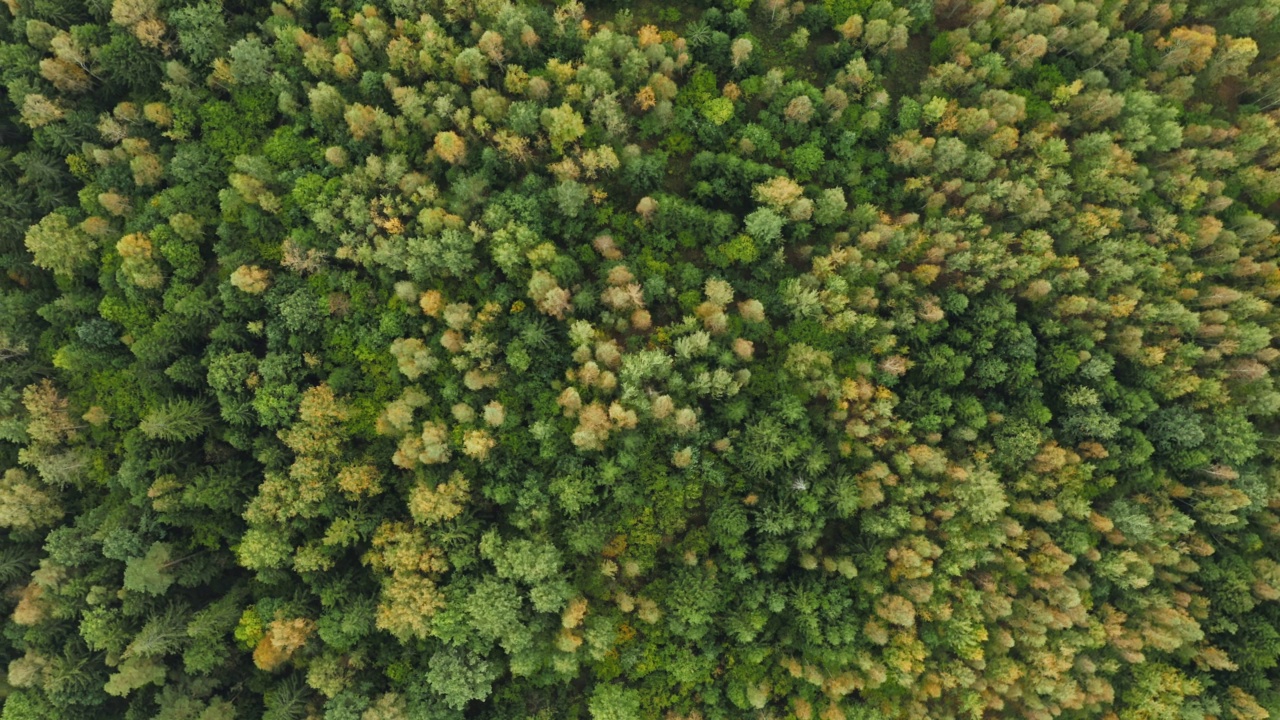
[{"xmin": 3, "ymin": 0, "xmax": 1280, "ymax": 717}]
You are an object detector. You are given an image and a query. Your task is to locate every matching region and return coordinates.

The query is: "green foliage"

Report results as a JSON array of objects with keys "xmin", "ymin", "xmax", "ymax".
[
  {"xmin": 4, "ymin": 2, "xmax": 1280, "ymax": 720},
  {"xmin": 588, "ymin": 685, "xmax": 641, "ymax": 720},
  {"xmin": 169, "ymin": 1, "xmax": 229, "ymax": 66},
  {"xmin": 701, "ymin": 97, "xmax": 735, "ymax": 126},
  {"xmin": 104, "ymin": 657, "xmax": 166, "ymax": 697},
  {"xmin": 123, "ymin": 542, "xmax": 176, "ymax": 596},
  {"xmin": 541, "ymin": 104, "xmax": 586, "ymax": 153},
  {"xmin": 138, "ymin": 399, "xmax": 210, "ymax": 442},
  {"xmin": 23, "ymin": 212, "xmax": 95, "ymax": 276},
  {"xmin": 426, "ymin": 650, "xmax": 500, "ymax": 710}
]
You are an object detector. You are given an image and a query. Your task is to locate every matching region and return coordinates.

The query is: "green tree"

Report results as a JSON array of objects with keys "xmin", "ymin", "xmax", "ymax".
[
  {"xmin": 138, "ymin": 399, "xmax": 210, "ymax": 441},
  {"xmin": 588, "ymin": 685, "xmax": 641, "ymax": 720},
  {"xmin": 541, "ymin": 104, "xmax": 586, "ymax": 153},
  {"xmin": 24, "ymin": 213, "xmax": 96, "ymax": 276},
  {"xmin": 123, "ymin": 542, "xmax": 177, "ymax": 595}
]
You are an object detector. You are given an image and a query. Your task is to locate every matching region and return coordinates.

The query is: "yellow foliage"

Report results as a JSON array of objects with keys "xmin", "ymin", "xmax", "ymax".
[
  {"xmin": 408, "ymin": 472, "xmax": 470, "ymax": 526},
  {"xmin": 230, "ymin": 264, "xmax": 271, "ymax": 294},
  {"xmin": 253, "ymin": 616, "xmax": 316, "ymax": 671}
]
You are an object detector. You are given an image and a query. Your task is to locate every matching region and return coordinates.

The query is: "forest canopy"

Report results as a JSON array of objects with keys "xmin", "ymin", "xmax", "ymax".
[{"xmin": 3, "ymin": 0, "xmax": 1280, "ymax": 718}]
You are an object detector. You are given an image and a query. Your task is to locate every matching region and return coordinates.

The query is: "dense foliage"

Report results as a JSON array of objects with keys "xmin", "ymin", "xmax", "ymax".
[{"xmin": 3, "ymin": 0, "xmax": 1280, "ymax": 717}]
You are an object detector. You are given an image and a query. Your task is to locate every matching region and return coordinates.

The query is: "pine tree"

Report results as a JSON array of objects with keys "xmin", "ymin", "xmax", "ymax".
[{"xmin": 138, "ymin": 399, "xmax": 209, "ymax": 442}]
